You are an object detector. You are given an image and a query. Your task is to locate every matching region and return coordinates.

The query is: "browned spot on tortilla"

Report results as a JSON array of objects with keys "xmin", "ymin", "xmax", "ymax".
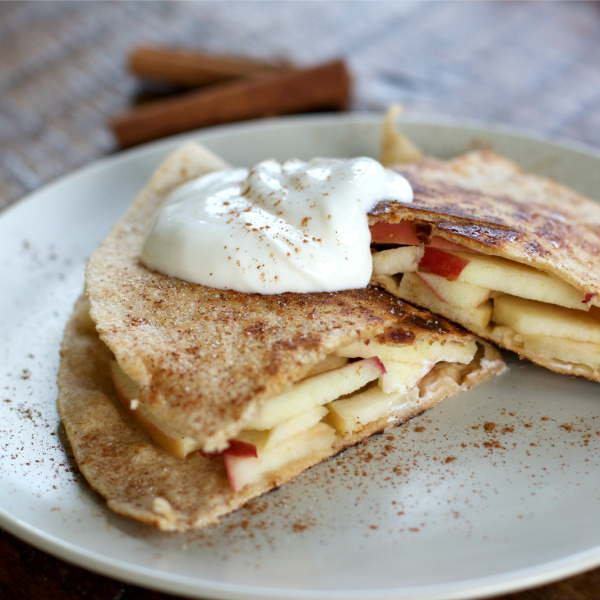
[
  {"xmin": 244, "ymin": 321, "xmax": 270, "ymax": 336},
  {"xmin": 403, "ymin": 313, "xmax": 457, "ymax": 336},
  {"xmin": 370, "ymin": 201, "xmax": 406, "ymax": 217},
  {"xmin": 375, "ymin": 329, "xmax": 415, "ymax": 345},
  {"xmin": 525, "ymin": 239, "xmax": 551, "ymax": 257}
]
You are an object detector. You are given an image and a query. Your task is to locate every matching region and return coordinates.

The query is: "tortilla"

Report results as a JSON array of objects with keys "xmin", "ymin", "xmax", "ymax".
[
  {"xmin": 84, "ymin": 143, "xmax": 499, "ymax": 453},
  {"xmin": 370, "ymin": 147, "xmax": 600, "ymax": 381},
  {"xmin": 58, "ymin": 294, "xmax": 502, "ymax": 531},
  {"xmin": 373, "ymin": 150, "xmax": 600, "ymax": 294},
  {"xmin": 57, "ymin": 141, "xmax": 505, "ymax": 531}
]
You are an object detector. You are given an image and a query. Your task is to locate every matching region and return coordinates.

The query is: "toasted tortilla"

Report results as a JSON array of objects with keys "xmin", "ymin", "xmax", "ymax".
[
  {"xmin": 370, "ymin": 149, "xmax": 600, "ymax": 380},
  {"xmin": 85, "ymin": 143, "xmax": 502, "ymax": 453},
  {"xmin": 60, "ymin": 141, "xmax": 506, "ymax": 530},
  {"xmin": 372, "ymin": 150, "xmax": 600, "ymax": 294},
  {"xmin": 58, "ymin": 294, "xmax": 503, "ymax": 531}
]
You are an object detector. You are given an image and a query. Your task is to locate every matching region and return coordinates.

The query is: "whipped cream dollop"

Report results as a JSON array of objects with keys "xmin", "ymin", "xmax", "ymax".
[{"xmin": 141, "ymin": 157, "xmax": 413, "ymax": 294}]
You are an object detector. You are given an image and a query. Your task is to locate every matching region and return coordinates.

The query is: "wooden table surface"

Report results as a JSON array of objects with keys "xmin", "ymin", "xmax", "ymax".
[{"xmin": 2, "ymin": 2, "xmax": 600, "ymax": 599}]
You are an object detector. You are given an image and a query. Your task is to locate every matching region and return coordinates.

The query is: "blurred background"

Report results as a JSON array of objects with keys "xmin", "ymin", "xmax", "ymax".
[
  {"xmin": 1, "ymin": 1, "xmax": 600, "ymax": 213},
  {"xmin": 2, "ymin": 2, "xmax": 600, "ymax": 599}
]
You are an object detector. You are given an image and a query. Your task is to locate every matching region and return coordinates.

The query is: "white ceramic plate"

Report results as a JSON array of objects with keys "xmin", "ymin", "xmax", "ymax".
[{"xmin": 2, "ymin": 114, "xmax": 600, "ymax": 600}]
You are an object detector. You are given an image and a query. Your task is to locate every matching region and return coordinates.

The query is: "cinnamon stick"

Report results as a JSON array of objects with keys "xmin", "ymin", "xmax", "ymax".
[
  {"xmin": 129, "ymin": 46, "xmax": 292, "ymax": 87},
  {"xmin": 111, "ymin": 60, "xmax": 351, "ymax": 148}
]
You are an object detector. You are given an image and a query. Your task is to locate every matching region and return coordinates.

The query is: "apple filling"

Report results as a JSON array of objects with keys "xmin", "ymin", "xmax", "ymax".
[
  {"xmin": 371, "ymin": 220, "xmax": 600, "ymax": 372},
  {"xmin": 492, "ymin": 295, "xmax": 600, "ymax": 370},
  {"xmin": 110, "ymin": 359, "xmax": 202, "ymax": 459},
  {"xmin": 225, "ymin": 354, "xmax": 411, "ymax": 492},
  {"xmin": 110, "ymin": 334, "xmax": 478, "ymax": 493}
]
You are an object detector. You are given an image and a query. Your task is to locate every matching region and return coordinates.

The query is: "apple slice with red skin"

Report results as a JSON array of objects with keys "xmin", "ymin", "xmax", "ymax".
[
  {"xmin": 418, "ymin": 247, "xmax": 470, "ymax": 281},
  {"xmin": 386, "ymin": 236, "xmax": 597, "ymax": 311},
  {"xmin": 221, "ymin": 357, "xmax": 386, "ymax": 490},
  {"xmin": 200, "ymin": 439, "xmax": 258, "ymax": 458},
  {"xmin": 369, "ymin": 221, "xmax": 480, "ymax": 253},
  {"xmin": 224, "ymin": 422, "xmax": 336, "ymax": 492},
  {"xmin": 370, "ymin": 221, "xmax": 421, "ymax": 245}
]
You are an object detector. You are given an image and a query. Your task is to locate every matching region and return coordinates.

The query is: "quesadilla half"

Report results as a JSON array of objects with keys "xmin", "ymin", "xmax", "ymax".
[
  {"xmin": 371, "ymin": 118, "xmax": 600, "ymax": 381},
  {"xmin": 57, "ymin": 142, "xmax": 504, "ymax": 531}
]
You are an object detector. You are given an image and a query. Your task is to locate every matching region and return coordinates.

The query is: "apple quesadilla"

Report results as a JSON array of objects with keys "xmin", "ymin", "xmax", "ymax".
[
  {"xmin": 371, "ymin": 122, "xmax": 600, "ymax": 381},
  {"xmin": 57, "ymin": 143, "xmax": 504, "ymax": 531}
]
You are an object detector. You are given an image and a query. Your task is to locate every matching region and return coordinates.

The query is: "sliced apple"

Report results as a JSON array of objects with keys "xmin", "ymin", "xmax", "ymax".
[
  {"xmin": 378, "ymin": 360, "xmax": 434, "ymax": 394},
  {"xmin": 417, "ymin": 271, "xmax": 492, "ymax": 308},
  {"xmin": 224, "ymin": 440, "xmax": 258, "ymax": 457},
  {"xmin": 224, "ymin": 422, "xmax": 336, "ymax": 492},
  {"xmin": 372, "ymin": 246, "xmax": 424, "ymax": 276},
  {"xmin": 419, "ymin": 247, "xmax": 470, "ymax": 281},
  {"xmin": 246, "ymin": 357, "xmax": 386, "ymax": 431},
  {"xmin": 304, "ymin": 355, "xmax": 348, "ymax": 378},
  {"xmin": 234, "ymin": 429, "xmax": 269, "ymax": 454},
  {"xmin": 398, "ymin": 272, "xmax": 493, "ymax": 331},
  {"xmin": 435, "ymin": 250, "xmax": 589, "ymax": 311},
  {"xmin": 493, "ymin": 295, "xmax": 600, "ymax": 343},
  {"xmin": 370, "ymin": 221, "xmax": 479, "ymax": 252},
  {"xmin": 328, "ymin": 386, "xmax": 419, "ymax": 436},
  {"xmin": 230, "ymin": 408, "xmax": 328, "ymax": 457},
  {"xmin": 264, "ymin": 405, "xmax": 328, "ymax": 449},
  {"xmin": 110, "ymin": 358, "xmax": 200, "ymax": 459},
  {"xmin": 335, "ymin": 334, "xmax": 477, "ymax": 365},
  {"xmin": 370, "ymin": 221, "xmax": 421, "ymax": 245},
  {"xmin": 200, "ymin": 430, "xmax": 267, "ymax": 458},
  {"xmin": 514, "ymin": 334, "xmax": 600, "ymax": 371}
]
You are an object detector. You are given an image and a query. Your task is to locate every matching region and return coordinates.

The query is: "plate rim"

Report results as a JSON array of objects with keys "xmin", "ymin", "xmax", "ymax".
[
  {"xmin": 3, "ymin": 111, "xmax": 600, "ymax": 219},
  {"xmin": 4, "ymin": 501, "xmax": 600, "ymax": 600},
  {"xmin": 2, "ymin": 112, "xmax": 600, "ymax": 600}
]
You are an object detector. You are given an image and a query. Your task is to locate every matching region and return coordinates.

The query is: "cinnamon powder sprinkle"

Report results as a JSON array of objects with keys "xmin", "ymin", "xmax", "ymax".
[{"xmin": 483, "ymin": 440, "xmax": 503, "ymax": 449}]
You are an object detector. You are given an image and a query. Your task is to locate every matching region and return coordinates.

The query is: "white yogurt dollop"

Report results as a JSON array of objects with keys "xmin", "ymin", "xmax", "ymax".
[{"xmin": 141, "ymin": 157, "xmax": 413, "ymax": 294}]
